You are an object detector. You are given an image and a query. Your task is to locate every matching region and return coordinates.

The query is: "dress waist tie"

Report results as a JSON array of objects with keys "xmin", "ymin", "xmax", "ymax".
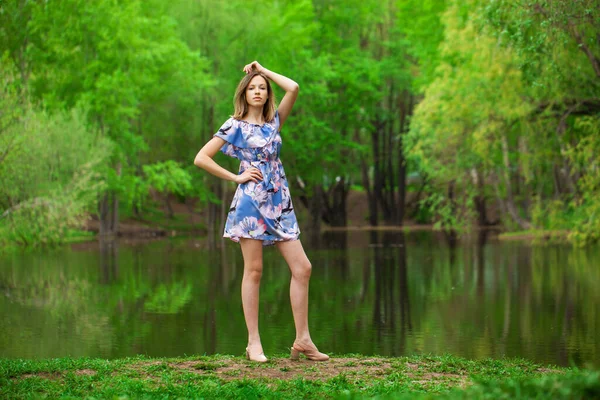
[{"xmin": 250, "ymin": 160, "xmax": 275, "ymax": 192}]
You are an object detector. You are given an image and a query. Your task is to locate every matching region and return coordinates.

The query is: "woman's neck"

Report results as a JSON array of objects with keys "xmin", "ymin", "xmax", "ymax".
[{"xmin": 244, "ymin": 106, "xmax": 264, "ymax": 124}]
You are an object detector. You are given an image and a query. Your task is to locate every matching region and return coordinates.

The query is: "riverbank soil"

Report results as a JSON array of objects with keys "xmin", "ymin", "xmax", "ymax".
[
  {"xmin": 80, "ymin": 189, "xmax": 576, "ymax": 246},
  {"xmin": 82, "ymin": 189, "xmax": 484, "ymax": 239}
]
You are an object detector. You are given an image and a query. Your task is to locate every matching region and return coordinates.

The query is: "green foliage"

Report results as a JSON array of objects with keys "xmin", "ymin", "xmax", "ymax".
[
  {"xmin": 0, "ymin": 0, "xmax": 213, "ymax": 243},
  {"xmin": 446, "ymin": 370, "xmax": 600, "ymax": 399},
  {"xmin": 2, "ymin": 0, "xmax": 599, "ymax": 243},
  {"xmin": 407, "ymin": 0, "xmax": 527, "ymax": 230},
  {"xmin": 564, "ymin": 116, "xmax": 600, "ymax": 244},
  {"xmin": 0, "ymin": 60, "xmax": 112, "ymax": 247},
  {"xmin": 143, "ymin": 161, "xmax": 193, "ymax": 198},
  {"xmin": 144, "ymin": 282, "xmax": 193, "ymax": 314},
  {"xmin": 406, "ymin": 0, "xmax": 600, "ymax": 242}
]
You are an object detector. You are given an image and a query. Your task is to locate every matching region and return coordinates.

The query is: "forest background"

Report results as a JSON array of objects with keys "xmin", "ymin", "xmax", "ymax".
[{"xmin": 1, "ymin": 0, "xmax": 599, "ymax": 247}]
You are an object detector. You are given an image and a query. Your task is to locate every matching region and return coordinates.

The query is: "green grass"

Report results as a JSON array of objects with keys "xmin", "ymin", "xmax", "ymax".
[
  {"xmin": 498, "ymin": 229, "xmax": 570, "ymax": 244},
  {"xmin": 63, "ymin": 228, "xmax": 97, "ymax": 243},
  {"xmin": 1, "ymin": 354, "xmax": 597, "ymax": 399}
]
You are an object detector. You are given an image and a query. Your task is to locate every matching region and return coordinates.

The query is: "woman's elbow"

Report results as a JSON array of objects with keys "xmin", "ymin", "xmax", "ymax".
[
  {"xmin": 292, "ymin": 82, "xmax": 300, "ymax": 93},
  {"xmin": 194, "ymin": 154, "xmax": 206, "ymax": 168}
]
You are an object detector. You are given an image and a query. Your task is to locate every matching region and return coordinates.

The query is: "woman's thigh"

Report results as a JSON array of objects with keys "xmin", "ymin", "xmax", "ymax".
[
  {"xmin": 240, "ymin": 238, "xmax": 264, "ymax": 270},
  {"xmin": 275, "ymin": 239, "xmax": 310, "ymax": 272}
]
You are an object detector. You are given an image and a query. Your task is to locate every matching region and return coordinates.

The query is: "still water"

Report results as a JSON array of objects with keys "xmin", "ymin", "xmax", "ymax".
[{"xmin": 1, "ymin": 230, "xmax": 598, "ymax": 368}]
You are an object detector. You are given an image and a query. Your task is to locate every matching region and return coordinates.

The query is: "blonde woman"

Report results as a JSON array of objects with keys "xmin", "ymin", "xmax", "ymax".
[{"xmin": 194, "ymin": 61, "xmax": 329, "ymax": 363}]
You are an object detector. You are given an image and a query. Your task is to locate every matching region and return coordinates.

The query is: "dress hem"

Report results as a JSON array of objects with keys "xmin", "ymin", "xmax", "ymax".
[{"xmin": 223, "ymin": 233, "xmax": 301, "ymax": 246}]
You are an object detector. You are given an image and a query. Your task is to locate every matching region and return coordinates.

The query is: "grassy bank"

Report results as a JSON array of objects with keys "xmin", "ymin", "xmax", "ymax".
[
  {"xmin": 497, "ymin": 230, "xmax": 571, "ymax": 243},
  {"xmin": 1, "ymin": 354, "xmax": 598, "ymax": 399}
]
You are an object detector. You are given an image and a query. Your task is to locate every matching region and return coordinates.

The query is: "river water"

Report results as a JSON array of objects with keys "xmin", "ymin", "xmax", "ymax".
[{"xmin": 1, "ymin": 230, "xmax": 598, "ymax": 367}]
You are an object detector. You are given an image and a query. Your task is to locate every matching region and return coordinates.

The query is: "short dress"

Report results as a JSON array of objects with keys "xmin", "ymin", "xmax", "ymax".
[{"xmin": 213, "ymin": 111, "xmax": 300, "ymax": 246}]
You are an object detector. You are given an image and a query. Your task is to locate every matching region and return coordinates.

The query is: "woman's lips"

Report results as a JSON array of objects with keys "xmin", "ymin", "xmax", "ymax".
[{"xmin": 253, "ymin": 97, "xmax": 262, "ymax": 100}]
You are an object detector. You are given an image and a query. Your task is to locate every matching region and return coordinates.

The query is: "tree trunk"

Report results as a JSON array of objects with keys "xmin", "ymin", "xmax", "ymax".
[
  {"xmin": 397, "ymin": 148, "xmax": 406, "ymax": 225},
  {"xmin": 385, "ymin": 83, "xmax": 396, "ymax": 225},
  {"xmin": 322, "ymin": 178, "xmax": 349, "ymax": 227},
  {"xmin": 493, "ymin": 174, "xmax": 531, "ymax": 230},
  {"xmin": 448, "ymin": 180, "xmax": 457, "ymax": 220},
  {"xmin": 372, "ymin": 118, "xmax": 392, "ymax": 225},
  {"xmin": 111, "ymin": 163, "xmax": 121, "ymax": 233},
  {"xmin": 500, "ymin": 135, "xmax": 531, "ymax": 229},
  {"xmin": 164, "ymin": 195, "xmax": 174, "ymax": 219},
  {"xmin": 98, "ymin": 193, "xmax": 109, "ymax": 236},
  {"xmin": 552, "ymin": 164, "xmax": 563, "ymax": 198},
  {"xmin": 396, "ymin": 91, "xmax": 412, "ymax": 225},
  {"xmin": 219, "ymin": 179, "xmax": 227, "ymax": 242},
  {"xmin": 111, "ymin": 191, "xmax": 119, "ymax": 233},
  {"xmin": 372, "ymin": 123, "xmax": 384, "ymax": 222},
  {"xmin": 99, "ymin": 191, "xmax": 119, "ymax": 237},
  {"xmin": 207, "ymin": 178, "xmax": 224, "ymax": 249},
  {"xmin": 472, "ymin": 168, "xmax": 495, "ymax": 226},
  {"xmin": 517, "ymin": 137, "xmax": 531, "ymax": 217},
  {"xmin": 309, "ymin": 184, "xmax": 323, "ymax": 246},
  {"xmin": 356, "ymin": 123, "xmax": 378, "ymax": 226},
  {"xmin": 361, "ymin": 155, "xmax": 378, "ymax": 226}
]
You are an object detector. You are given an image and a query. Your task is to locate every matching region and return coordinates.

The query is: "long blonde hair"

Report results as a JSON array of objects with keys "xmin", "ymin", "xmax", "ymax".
[{"xmin": 233, "ymin": 72, "xmax": 277, "ymax": 123}]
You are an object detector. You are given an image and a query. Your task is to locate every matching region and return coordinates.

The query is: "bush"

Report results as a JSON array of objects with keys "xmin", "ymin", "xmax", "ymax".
[{"xmin": 0, "ymin": 88, "xmax": 112, "ymax": 246}]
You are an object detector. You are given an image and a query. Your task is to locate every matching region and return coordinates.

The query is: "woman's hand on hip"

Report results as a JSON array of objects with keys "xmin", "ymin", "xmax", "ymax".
[
  {"xmin": 243, "ymin": 61, "xmax": 264, "ymax": 74},
  {"xmin": 235, "ymin": 167, "xmax": 263, "ymax": 184}
]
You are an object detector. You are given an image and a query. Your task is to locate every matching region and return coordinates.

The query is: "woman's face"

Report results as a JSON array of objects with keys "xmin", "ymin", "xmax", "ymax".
[{"xmin": 245, "ymin": 75, "xmax": 268, "ymax": 108}]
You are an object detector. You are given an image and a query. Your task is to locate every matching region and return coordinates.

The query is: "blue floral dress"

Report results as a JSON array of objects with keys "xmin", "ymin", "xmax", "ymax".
[{"xmin": 214, "ymin": 111, "xmax": 300, "ymax": 246}]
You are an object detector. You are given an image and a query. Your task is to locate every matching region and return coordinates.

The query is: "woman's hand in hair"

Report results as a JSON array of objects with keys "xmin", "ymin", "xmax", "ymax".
[
  {"xmin": 235, "ymin": 167, "xmax": 263, "ymax": 184},
  {"xmin": 243, "ymin": 61, "xmax": 264, "ymax": 74}
]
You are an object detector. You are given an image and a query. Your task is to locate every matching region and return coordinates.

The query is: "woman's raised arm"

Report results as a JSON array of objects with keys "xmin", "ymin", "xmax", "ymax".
[{"xmin": 243, "ymin": 61, "xmax": 298, "ymax": 129}]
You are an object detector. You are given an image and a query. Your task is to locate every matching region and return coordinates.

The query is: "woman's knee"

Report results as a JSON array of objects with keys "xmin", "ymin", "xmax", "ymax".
[
  {"xmin": 244, "ymin": 260, "xmax": 263, "ymax": 282},
  {"xmin": 293, "ymin": 260, "xmax": 312, "ymax": 282}
]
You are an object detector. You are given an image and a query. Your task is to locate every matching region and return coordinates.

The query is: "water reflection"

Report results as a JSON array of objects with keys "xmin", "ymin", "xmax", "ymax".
[
  {"xmin": 0, "ymin": 231, "xmax": 598, "ymax": 368},
  {"xmin": 368, "ymin": 231, "xmax": 411, "ymax": 355}
]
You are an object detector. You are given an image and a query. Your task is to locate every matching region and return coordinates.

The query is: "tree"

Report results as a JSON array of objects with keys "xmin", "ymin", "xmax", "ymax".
[{"xmin": 21, "ymin": 0, "xmax": 211, "ymax": 235}]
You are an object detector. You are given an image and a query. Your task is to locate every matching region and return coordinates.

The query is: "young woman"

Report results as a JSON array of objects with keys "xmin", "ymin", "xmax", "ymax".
[{"xmin": 194, "ymin": 61, "xmax": 329, "ymax": 363}]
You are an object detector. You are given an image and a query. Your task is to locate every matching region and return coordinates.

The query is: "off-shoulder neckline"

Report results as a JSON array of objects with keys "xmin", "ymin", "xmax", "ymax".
[
  {"xmin": 232, "ymin": 111, "xmax": 278, "ymax": 127},
  {"xmin": 235, "ymin": 118, "xmax": 269, "ymax": 127}
]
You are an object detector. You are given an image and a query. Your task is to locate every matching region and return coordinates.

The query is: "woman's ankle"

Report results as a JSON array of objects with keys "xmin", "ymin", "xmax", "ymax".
[{"xmin": 294, "ymin": 336, "xmax": 312, "ymax": 345}]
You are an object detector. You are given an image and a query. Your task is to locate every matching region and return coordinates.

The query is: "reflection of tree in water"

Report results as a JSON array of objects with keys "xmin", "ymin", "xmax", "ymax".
[
  {"xmin": 2, "ymin": 232, "xmax": 598, "ymax": 364},
  {"xmin": 0, "ymin": 251, "xmax": 114, "ymax": 357},
  {"xmin": 444, "ymin": 229, "xmax": 458, "ymax": 268},
  {"xmin": 202, "ymin": 245, "xmax": 236, "ymax": 355},
  {"xmin": 144, "ymin": 282, "xmax": 193, "ymax": 313},
  {"xmin": 98, "ymin": 239, "xmax": 199, "ymax": 355},
  {"xmin": 370, "ymin": 231, "xmax": 411, "ymax": 354},
  {"xmin": 99, "ymin": 238, "xmax": 119, "ymax": 284},
  {"xmin": 322, "ymin": 230, "xmax": 349, "ymax": 279},
  {"xmin": 100, "ymin": 239, "xmax": 192, "ymax": 313}
]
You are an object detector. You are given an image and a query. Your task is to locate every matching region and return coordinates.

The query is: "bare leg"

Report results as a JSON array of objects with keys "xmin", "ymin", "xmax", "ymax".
[
  {"xmin": 240, "ymin": 238, "xmax": 266, "ymax": 360},
  {"xmin": 276, "ymin": 240, "xmax": 327, "ymax": 361}
]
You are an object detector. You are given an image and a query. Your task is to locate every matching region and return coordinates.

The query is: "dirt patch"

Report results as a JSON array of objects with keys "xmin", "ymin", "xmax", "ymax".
[
  {"xmin": 118, "ymin": 361, "xmax": 166, "ymax": 379},
  {"xmin": 171, "ymin": 357, "xmax": 398, "ymax": 381},
  {"xmin": 405, "ymin": 362, "xmax": 419, "ymax": 370},
  {"xmin": 536, "ymin": 367, "xmax": 564, "ymax": 374},
  {"xmin": 14, "ymin": 369, "xmax": 97, "ymax": 381},
  {"xmin": 15, "ymin": 372, "xmax": 62, "ymax": 381},
  {"xmin": 75, "ymin": 369, "xmax": 97, "ymax": 376},
  {"xmin": 129, "ymin": 357, "xmax": 469, "ymax": 386}
]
